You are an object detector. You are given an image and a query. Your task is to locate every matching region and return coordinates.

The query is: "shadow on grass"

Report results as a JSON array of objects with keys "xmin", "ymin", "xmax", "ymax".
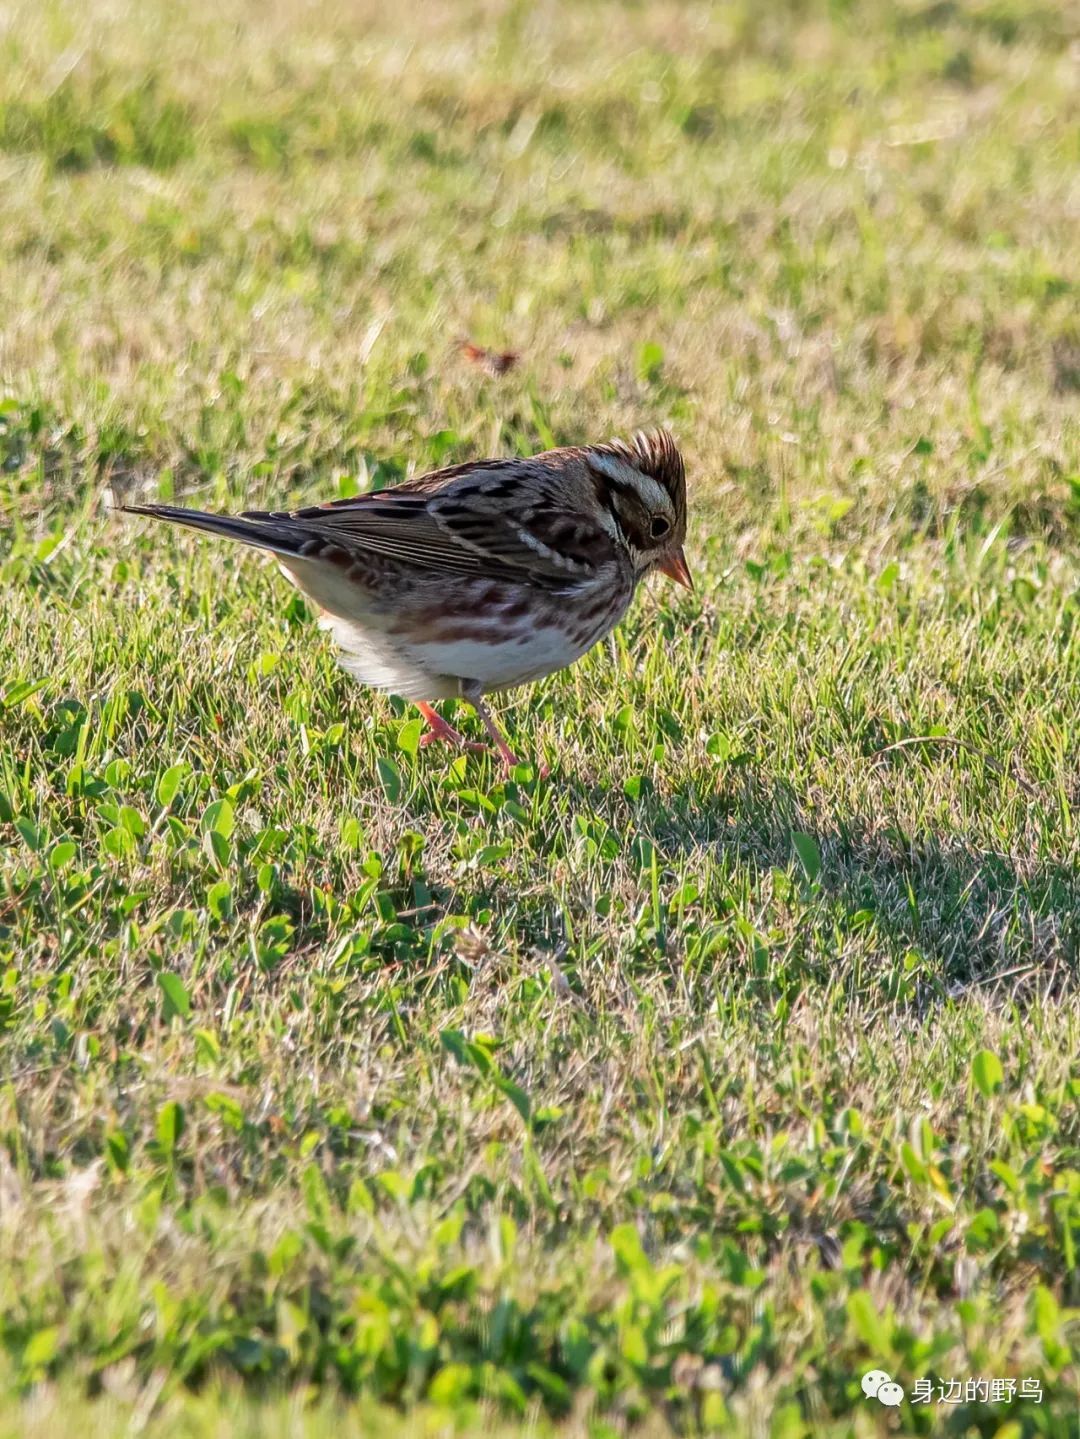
[{"xmin": 627, "ymin": 771, "xmax": 1080, "ymax": 997}]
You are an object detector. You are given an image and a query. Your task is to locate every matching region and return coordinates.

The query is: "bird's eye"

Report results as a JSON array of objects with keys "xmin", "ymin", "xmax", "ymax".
[{"xmin": 650, "ymin": 516, "xmax": 671, "ymax": 539}]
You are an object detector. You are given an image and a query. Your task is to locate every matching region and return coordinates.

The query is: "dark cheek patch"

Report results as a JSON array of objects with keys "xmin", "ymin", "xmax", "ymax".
[{"xmin": 612, "ymin": 494, "xmax": 653, "ymax": 551}]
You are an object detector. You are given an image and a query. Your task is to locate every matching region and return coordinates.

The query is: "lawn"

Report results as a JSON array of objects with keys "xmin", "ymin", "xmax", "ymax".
[{"xmin": 1, "ymin": 0, "xmax": 1079, "ymax": 1434}]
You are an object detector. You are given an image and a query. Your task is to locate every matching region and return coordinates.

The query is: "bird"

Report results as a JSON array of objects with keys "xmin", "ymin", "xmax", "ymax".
[{"xmin": 118, "ymin": 429, "xmax": 692, "ymax": 771}]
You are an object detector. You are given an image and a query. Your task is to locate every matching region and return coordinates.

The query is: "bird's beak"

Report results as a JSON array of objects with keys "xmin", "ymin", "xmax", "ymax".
[{"xmin": 658, "ymin": 546, "xmax": 693, "ymax": 590}]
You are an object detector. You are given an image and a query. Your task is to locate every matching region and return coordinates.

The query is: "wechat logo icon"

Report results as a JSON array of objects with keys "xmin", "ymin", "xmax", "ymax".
[{"xmin": 862, "ymin": 1370, "xmax": 905, "ymax": 1407}]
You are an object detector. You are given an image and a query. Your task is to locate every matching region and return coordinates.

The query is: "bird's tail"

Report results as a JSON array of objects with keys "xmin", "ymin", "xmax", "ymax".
[{"xmin": 117, "ymin": 503, "xmax": 308, "ymax": 558}]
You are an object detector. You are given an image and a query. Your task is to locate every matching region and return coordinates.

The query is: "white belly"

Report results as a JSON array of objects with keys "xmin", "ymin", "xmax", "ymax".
[
  {"xmin": 323, "ymin": 615, "xmax": 593, "ymax": 700},
  {"xmin": 280, "ymin": 555, "xmax": 628, "ymax": 702},
  {"xmin": 409, "ymin": 624, "xmax": 585, "ymax": 693}
]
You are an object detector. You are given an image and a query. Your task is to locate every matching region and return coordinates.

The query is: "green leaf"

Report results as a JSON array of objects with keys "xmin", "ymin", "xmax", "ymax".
[
  {"xmin": 377, "ymin": 756, "xmax": 402, "ymax": 802},
  {"xmin": 23, "ymin": 1326, "xmax": 59, "ymax": 1369},
  {"xmin": 428, "ymin": 1362, "xmax": 474, "ymax": 1405},
  {"xmin": 102, "ymin": 826, "xmax": 134, "ymax": 859},
  {"xmin": 792, "ymin": 831, "xmax": 821, "ymax": 882},
  {"xmin": 524, "ymin": 1362, "xmax": 570, "ymax": 1404},
  {"xmin": 966, "ymin": 1208, "xmax": 999, "ymax": 1245},
  {"xmin": 14, "ymin": 817, "xmax": 44, "ymax": 852},
  {"xmin": 623, "ymin": 774, "xmax": 650, "ymax": 801},
  {"xmin": 194, "ymin": 1028, "xmax": 221, "ymax": 1064},
  {"xmin": 376, "ymin": 1169, "xmax": 409, "ymax": 1202},
  {"xmin": 206, "ymin": 880, "xmax": 231, "ymax": 922},
  {"xmin": 348, "ymin": 1178, "xmax": 375, "ymax": 1215},
  {"xmin": 202, "ymin": 798, "xmax": 234, "ymax": 869},
  {"xmin": 104, "ymin": 757, "xmax": 131, "ymax": 788},
  {"xmin": 464, "ymin": 1039, "xmax": 495, "ymax": 1076},
  {"xmin": 899, "ymin": 1142, "xmax": 927, "ymax": 1184},
  {"xmin": 1032, "ymin": 1285, "xmax": 1070, "ymax": 1365},
  {"xmin": 156, "ymin": 763, "xmax": 189, "ymax": 807},
  {"xmin": 610, "ymin": 1222, "xmax": 649, "ymax": 1274},
  {"xmin": 876, "ymin": 561, "xmax": 900, "ymax": 593},
  {"xmin": 202, "ymin": 798, "xmax": 235, "ymax": 838},
  {"xmin": 397, "ymin": 717, "xmax": 423, "ymax": 757},
  {"xmin": 48, "ymin": 840, "xmax": 77, "ymax": 869},
  {"xmin": 621, "ymin": 1323, "xmax": 648, "ymax": 1366},
  {"xmin": 532, "ymin": 1105, "xmax": 563, "ymax": 1130},
  {"xmin": 156, "ymin": 1100, "xmax": 184, "ymax": 1155},
  {"xmin": 105, "ymin": 1130, "xmax": 130, "ymax": 1173},
  {"xmin": 302, "ymin": 1163, "xmax": 331, "ymax": 1223},
  {"xmin": 118, "ymin": 804, "xmax": 146, "ymax": 838},
  {"xmin": 846, "ymin": 1289, "xmax": 890, "ymax": 1351},
  {"xmin": 611, "ymin": 704, "xmax": 635, "ymax": 733},
  {"xmin": 989, "ymin": 1159, "xmax": 1020, "ymax": 1194},
  {"xmin": 204, "ymin": 828, "xmax": 231, "ymax": 868},
  {"xmin": 440, "ymin": 1029, "xmax": 467, "ymax": 1064},
  {"xmin": 972, "ymin": 1049, "xmax": 1004, "ymax": 1097},
  {"xmin": 706, "ymin": 731, "xmax": 732, "ymax": 760},
  {"xmin": 636, "ymin": 340, "xmax": 665, "ymax": 384},
  {"xmin": 3, "ymin": 678, "xmax": 47, "ymax": 709},
  {"xmin": 495, "ymin": 1075, "xmax": 531, "ymax": 1125},
  {"xmin": 158, "ymin": 971, "xmax": 191, "ymax": 1020}
]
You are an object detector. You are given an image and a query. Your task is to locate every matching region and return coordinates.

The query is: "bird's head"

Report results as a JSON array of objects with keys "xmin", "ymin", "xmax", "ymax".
[{"xmin": 585, "ymin": 429, "xmax": 692, "ymax": 588}]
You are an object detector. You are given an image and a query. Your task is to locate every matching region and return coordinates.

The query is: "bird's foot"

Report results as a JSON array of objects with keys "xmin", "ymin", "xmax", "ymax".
[
  {"xmin": 494, "ymin": 739, "xmax": 523, "ymax": 772},
  {"xmin": 416, "ymin": 702, "xmax": 487, "ymax": 754},
  {"xmin": 466, "ymin": 692, "xmax": 549, "ymax": 776},
  {"xmin": 420, "ymin": 698, "xmax": 547, "ymax": 779}
]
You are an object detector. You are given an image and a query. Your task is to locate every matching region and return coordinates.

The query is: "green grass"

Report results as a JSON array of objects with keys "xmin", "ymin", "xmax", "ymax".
[{"xmin": 2, "ymin": 0, "xmax": 1079, "ymax": 1433}]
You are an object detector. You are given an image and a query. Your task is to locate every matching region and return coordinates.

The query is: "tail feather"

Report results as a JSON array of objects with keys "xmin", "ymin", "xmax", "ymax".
[{"xmin": 117, "ymin": 503, "xmax": 307, "ymax": 558}]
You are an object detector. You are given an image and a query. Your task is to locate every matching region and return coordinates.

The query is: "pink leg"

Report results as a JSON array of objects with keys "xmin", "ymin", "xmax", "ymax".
[
  {"xmin": 469, "ymin": 694, "xmax": 524, "ymax": 772},
  {"xmin": 416, "ymin": 701, "xmax": 486, "ymax": 753}
]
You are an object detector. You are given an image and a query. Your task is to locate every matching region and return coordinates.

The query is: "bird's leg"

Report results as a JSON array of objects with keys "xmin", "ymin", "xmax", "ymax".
[
  {"xmin": 416, "ymin": 701, "xmax": 486, "ymax": 753},
  {"xmin": 466, "ymin": 691, "xmax": 523, "ymax": 772}
]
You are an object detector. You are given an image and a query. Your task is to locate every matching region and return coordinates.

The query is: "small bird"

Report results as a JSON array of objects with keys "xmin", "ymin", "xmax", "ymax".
[
  {"xmin": 119, "ymin": 429, "xmax": 691, "ymax": 770},
  {"xmin": 458, "ymin": 339, "xmax": 521, "ymax": 377}
]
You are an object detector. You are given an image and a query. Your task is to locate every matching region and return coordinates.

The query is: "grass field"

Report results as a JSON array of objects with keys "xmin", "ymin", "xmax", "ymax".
[{"xmin": 2, "ymin": 0, "xmax": 1080, "ymax": 1433}]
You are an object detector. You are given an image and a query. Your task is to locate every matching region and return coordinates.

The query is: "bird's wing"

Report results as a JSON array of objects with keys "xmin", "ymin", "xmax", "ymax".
[{"xmin": 253, "ymin": 467, "xmax": 616, "ymax": 586}]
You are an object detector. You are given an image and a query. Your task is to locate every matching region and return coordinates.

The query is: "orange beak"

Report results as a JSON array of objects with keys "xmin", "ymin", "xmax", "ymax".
[{"xmin": 658, "ymin": 546, "xmax": 693, "ymax": 590}]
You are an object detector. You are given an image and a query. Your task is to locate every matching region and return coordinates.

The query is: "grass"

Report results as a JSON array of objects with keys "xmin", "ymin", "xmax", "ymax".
[{"xmin": 1, "ymin": 0, "xmax": 1079, "ymax": 1433}]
